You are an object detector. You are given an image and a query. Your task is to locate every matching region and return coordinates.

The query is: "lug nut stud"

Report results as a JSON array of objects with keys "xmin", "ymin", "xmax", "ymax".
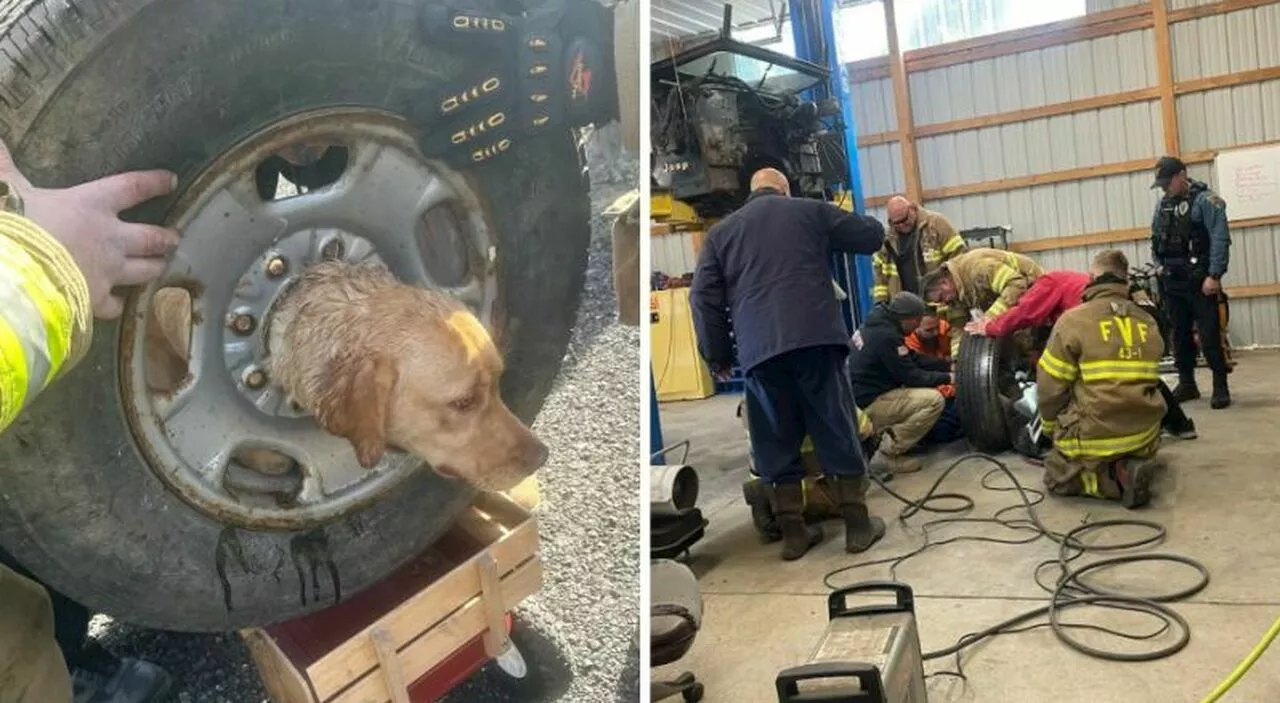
[
  {"xmin": 266, "ymin": 257, "xmax": 287, "ymax": 277},
  {"xmin": 246, "ymin": 369, "xmax": 267, "ymax": 389},
  {"xmin": 230, "ymin": 313, "xmax": 256, "ymax": 335}
]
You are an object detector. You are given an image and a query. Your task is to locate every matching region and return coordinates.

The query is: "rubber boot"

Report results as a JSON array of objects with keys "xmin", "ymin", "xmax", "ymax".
[
  {"xmin": 742, "ymin": 476, "xmax": 781, "ymax": 543},
  {"xmin": 1172, "ymin": 377, "xmax": 1201, "ymax": 402},
  {"xmin": 1109, "ymin": 456, "xmax": 1163, "ymax": 509},
  {"xmin": 1211, "ymin": 372, "xmax": 1231, "ymax": 409},
  {"xmin": 767, "ymin": 483, "xmax": 823, "ymax": 561},
  {"xmin": 829, "ymin": 475, "xmax": 887, "ymax": 554}
]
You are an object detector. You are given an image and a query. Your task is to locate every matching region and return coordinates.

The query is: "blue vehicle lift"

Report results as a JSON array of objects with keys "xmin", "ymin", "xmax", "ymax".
[{"xmin": 789, "ymin": 0, "xmax": 875, "ymax": 332}]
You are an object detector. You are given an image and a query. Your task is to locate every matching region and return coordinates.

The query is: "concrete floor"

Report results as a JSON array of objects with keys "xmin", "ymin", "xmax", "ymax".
[{"xmin": 652, "ymin": 350, "xmax": 1280, "ymax": 703}]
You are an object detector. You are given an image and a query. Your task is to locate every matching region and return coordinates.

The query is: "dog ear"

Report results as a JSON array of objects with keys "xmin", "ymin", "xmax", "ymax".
[{"xmin": 315, "ymin": 353, "xmax": 400, "ymax": 469}]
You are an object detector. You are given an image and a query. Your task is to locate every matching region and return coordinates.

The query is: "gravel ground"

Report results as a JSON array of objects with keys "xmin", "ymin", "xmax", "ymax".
[{"xmin": 89, "ymin": 141, "xmax": 641, "ymax": 702}]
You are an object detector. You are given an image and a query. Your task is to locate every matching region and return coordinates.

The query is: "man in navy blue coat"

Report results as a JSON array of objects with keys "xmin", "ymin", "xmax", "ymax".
[{"xmin": 690, "ymin": 168, "xmax": 886, "ymax": 561}]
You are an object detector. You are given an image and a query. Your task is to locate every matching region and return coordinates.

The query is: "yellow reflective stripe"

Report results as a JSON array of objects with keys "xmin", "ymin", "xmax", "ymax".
[
  {"xmin": 0, "ymin": 315, "xmax": 29, "ymax": 429},
  {"xmin": 1056, "ymin": 423, "xmax": 1162, "ymax": 459},
  {"xmin": 991, "ymin": 264, "xmax": 1018, "ymax": 291},
  {"xmin": 1038, "ymin": 350, "xmax": 1078, "ymax": 381},
  {"xmin": 941, "ymin": 235, "xmax": 966, "ymax": 255},
  {"xmin": 882, "ymin": 263, "xmax": 899, "ymax": 276},
  {"xmin": 1080, "ymin": 469, "xmax": 1102, "ymax": 497},
  {"xmin": 987, "ymin": 299, "xmax": 1009, "ymax": 316},
  {"xmin": 1041, "ymin": 418, "xmax": 1057, "ymax": 433},
  {"xmin": 1078, "ymin": 360, "xmax": 1161, "ymax": 383},
  {"xmin": 872, "ymin": 285, "xmax": 890, "ymax": 299},
  {"xmin": 922, "ymin": 250, "xmax": 942, "ymax": 263},
  {"xmin": 857, "ymin": 407, "xmax": 873, "ymax": 438},
  {"xmin": 0, "ymin": 235, "xmax": 71, "ymax": 385},
  {"xmin": 801, "ymin": 436, "xmax": 814, "ymax": 452}
]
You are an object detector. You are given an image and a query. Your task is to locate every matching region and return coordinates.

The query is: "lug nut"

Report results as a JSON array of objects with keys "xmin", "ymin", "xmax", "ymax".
[
  {"xmin": 266, "ymin": 256, "xmax": 287, "ymax": 278},
  {"xmin": 246, "ymin": 369, "xmax": 267, "ymax": 389},
  {"xmin": 229, "ymin": 313, "xmax": 256, "ymax": 335},
  {"xmin": 321, "ymin": 238, "xmax": 345, "ymax": 260}
]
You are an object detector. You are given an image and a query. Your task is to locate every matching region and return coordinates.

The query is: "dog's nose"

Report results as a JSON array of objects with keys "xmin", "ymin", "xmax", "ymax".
[{"xmin": 527, "ymin": 438, "xmax": 550, "ymax": 471}]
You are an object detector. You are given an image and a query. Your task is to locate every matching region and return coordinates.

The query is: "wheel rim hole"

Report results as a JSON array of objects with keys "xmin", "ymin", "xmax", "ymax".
[
  {"xmin": 254, "ymin": 145, "xmax": 350, "ymax": 201},
  {"xmin": 226, "ymin": 448, "xmax": 304, "ymax": 507},
  {"xmin": 419, "ymin": 205, "xmax": 474, "ymax": 287},
  {"xmin": 145, "ymin": 286, "xmax": 195, "ymax": 394}
]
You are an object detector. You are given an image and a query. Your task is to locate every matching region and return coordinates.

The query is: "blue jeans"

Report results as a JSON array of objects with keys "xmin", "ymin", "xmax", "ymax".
[{"xmin": 743, "ymin": 345, "xmax": 870, "ymax": 485}]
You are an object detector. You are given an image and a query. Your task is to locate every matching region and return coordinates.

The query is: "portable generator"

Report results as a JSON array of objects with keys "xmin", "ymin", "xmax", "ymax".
[{"xmin": 775, "ymin": 581, "xmax": 928, "ymax": 703}]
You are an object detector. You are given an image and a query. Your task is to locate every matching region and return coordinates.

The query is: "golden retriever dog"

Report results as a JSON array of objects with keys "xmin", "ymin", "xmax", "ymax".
[{"xmin": 149, "ymin": 260, "xmax": 548, "ymax": 492}]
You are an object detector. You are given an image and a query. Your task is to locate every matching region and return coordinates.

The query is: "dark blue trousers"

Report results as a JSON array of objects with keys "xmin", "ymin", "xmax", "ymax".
[
  {"xmin": 918, "ymin": 397, "xmax": 965, "ymax": 448},
  {"xmin": 743, "ymin": 345, "xmax": 870, "ymax": 485}
]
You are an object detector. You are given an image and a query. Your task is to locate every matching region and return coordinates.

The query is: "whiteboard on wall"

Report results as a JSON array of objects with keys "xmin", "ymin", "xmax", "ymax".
[{"xmin": 1214, "ymin": 144, "xmax": 1280, "ymax": 221}]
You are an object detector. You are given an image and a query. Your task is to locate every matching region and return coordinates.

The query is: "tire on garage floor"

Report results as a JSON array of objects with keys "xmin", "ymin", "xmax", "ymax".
[
  {"xmin": 0, "ymin": 0, "xmax": 592, "ymax": 631},
  {"xmin": 954, "ymin": 333, "xmax": 1014, "ymax": 453}
]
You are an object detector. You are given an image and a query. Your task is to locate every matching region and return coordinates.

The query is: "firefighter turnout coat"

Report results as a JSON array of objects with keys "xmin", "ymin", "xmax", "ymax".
[
  {"xmin": 0, "ymin": 210, "xmax": 91, "ymax": 431},
  {"xmin": 940, "ymin": 248, "xmax": 1044, "ymax": 356},
  {"xmin": 871, "ymin": 208, "xmax": 966, "ymax": 303},
  {"xmin": 1036, "ymin": 280, "xmax": 1167, "ymax": 463},
  {"xmin": 0, "ymin": 207, "xmax": 92, "ymax": 703}
]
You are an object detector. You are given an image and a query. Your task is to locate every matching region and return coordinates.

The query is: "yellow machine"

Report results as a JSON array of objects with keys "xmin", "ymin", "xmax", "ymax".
[{"xmin": 651, "ymin": 287, "xmax": 715, "ymax": 401}]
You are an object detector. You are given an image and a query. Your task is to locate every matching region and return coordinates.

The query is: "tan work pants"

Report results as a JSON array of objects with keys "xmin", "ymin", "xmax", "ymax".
[
  {"xmin": 1043, "ymin": 440, "xmax": 1160, "ymax": 498},
  {"xmin": 865, "ymin": 388, "xmax": 945, "ymax": 456},
  {"xmin": 0, "ymin": 564, "xmax": 71, "ymax": 702}
]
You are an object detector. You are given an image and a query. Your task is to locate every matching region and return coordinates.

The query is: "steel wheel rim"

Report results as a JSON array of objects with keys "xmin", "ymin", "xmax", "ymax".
[{"xmin": 120, "ymin": 108, "xmax": 497, "ymax": 530}]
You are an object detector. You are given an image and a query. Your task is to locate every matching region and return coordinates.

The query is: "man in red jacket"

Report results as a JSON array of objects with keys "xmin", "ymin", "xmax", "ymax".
[{"xmin": 965, "ymin": 269, "xmax": 1197, "ymax": 440}]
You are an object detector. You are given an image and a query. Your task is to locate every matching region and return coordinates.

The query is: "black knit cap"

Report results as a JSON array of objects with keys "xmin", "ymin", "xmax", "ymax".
[{"xmin": 886, "ymin": 292, "xmax": 929, "ymax": 319}]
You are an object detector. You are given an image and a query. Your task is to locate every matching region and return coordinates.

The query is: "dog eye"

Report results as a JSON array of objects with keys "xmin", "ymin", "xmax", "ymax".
[{"xmin": 450, "ymin": 395, "xmax": 478, "ymax": 412}]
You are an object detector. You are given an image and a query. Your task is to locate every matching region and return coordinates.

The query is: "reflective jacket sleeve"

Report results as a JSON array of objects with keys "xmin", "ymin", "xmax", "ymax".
[
  {"xmin": 934, "ymin": 215, "xmax": 967, "ymax": 260},
  {"xmin": 688, "ymin": 233, "xmax": 734, "ymax": 372},
  {"xmin": 1196, "ymin": 192, "xmax": 1231, "ymax": 278},
  {"xmin": 986, "ymin": 260, "xmax": 1033, "ymax": 318},
  {"xmin": 0, "ymin": 211, "xmax": 93, "ymax": 432},
  {"xmin": 1035, "ymin": 323, "xmax": 1079, "ymax": 433},
  {"xmin": 871, "ymin": 251, "xmax": 891, "ymax": 303}
]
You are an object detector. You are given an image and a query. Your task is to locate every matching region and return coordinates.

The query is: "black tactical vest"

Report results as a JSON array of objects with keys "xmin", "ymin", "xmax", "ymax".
[{"xmin": 1154, "ymin": 182, "xmax": 1211, "ymax": 271}]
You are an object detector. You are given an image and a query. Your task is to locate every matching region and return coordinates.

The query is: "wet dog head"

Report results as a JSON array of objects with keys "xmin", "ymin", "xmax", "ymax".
[{"xmin": 311, "ymin": 289, "xmax": 548, "ymax": 492}]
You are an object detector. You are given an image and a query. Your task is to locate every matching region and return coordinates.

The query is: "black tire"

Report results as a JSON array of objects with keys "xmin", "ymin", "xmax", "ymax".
[
  {"xmin": 0, "ymin": 0, "xmax": 591, "ymax": 631},
  {"xmin": 954, "ymin": 334, "xmax": 1013, "ymax": 453}
]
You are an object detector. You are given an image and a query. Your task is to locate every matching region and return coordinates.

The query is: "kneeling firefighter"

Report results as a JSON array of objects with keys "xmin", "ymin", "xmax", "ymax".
[{"xmin": 1037, "ymin": 249, "xmax": 1167, "ymax": 507}]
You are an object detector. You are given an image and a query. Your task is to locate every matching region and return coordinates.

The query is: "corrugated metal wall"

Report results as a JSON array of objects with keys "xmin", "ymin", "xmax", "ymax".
[
  {"xmin": 652, "ymin": 231, "xmax": 699, "ymax": 277},
  {"xmin": 849, "ymin": 2, "xmax": 1280, "ymax": 347}
]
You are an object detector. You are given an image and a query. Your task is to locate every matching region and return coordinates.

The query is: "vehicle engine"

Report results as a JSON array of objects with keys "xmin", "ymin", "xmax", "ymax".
[{"xmin": 650, "ymin": 36, "xmax": 846, "ymax": 217}]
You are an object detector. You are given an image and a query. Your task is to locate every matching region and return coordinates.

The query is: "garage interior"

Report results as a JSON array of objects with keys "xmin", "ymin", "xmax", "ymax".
[{"xmin": 650, "ymin": 0, "xmax": 1280, "ymax": 701}]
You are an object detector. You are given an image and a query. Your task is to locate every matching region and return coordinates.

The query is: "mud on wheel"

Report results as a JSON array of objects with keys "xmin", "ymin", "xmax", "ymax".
[{"xmin": 0, "ymin": 0, "xmax": 618, "ymax": 631}]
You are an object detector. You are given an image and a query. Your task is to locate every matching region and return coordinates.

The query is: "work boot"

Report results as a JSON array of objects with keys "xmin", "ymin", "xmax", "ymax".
[
  {"xmin": 71, "ymin": 641, "xmax": 172, "ymax": 703},
  {"xmin": 767, "ymin": 483, "xmax": 823, "ymax": 560},
  {"xmin": 1164, "ymin": 416, "xmax": 1198, "ymax": 440},
  {"xmin": 829, "ymin": 475, "xmax": 887, "ymax": 554},
  {"xmin": 1211, "ymin": 373, "xmax": 1231, "ymax": 409},
  {"xmin": 1109, "ymin": 456, "xmax": 1162, "ymax": 510},
  {"xmin": 873, "ymin": 447, "xmax": 922, "ymax": 474},
  {"xmin": 1172, "ymin": 379, "xmax": 1201, "ymax": 402},
  {"xmin": 742, "ymin": 476, "xmax": 781, "ymax": 543}
]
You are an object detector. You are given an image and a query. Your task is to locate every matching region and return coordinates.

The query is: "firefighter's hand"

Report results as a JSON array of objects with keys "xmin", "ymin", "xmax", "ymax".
[
  {"xmin": 0, "ymin": 139, "xmax": 180, "ymax": 320},
  {"xmin": 964, "ymin": 318, "xmax": 990, "ymax": 336},
  {"xmin": 1202, "ymin": 277, "xmax": 1221, "ymax": 297}
]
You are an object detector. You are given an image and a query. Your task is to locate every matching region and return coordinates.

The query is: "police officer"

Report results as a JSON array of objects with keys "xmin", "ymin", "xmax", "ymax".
[{"xmin": 1150, "ymin": 156, "xmax": 1232, "ymax": 409}]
